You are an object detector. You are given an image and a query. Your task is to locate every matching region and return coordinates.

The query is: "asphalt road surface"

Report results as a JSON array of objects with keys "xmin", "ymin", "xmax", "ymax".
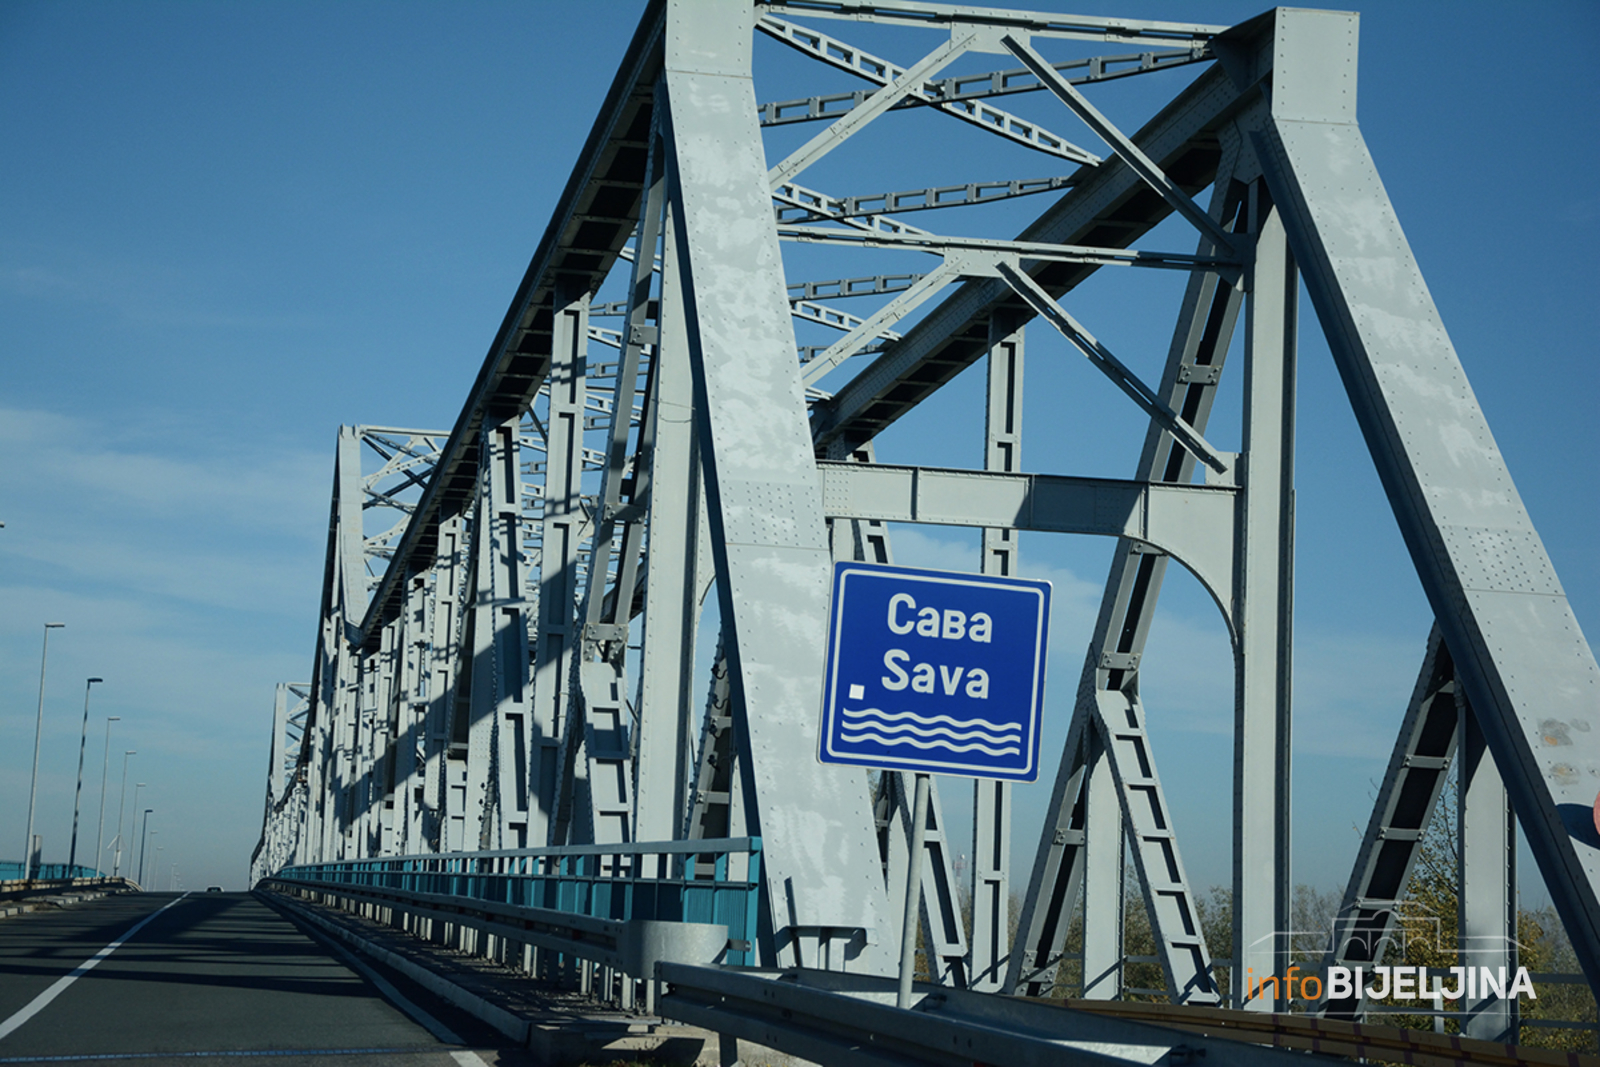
[{"xmin": 0, "ymin": 892, "xmax": 536, "ymax": 1066}]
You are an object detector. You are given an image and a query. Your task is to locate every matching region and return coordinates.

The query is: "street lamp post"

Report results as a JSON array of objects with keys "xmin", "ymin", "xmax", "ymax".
[
  {"xmin": 111, "ymin": 753, "xmax": 134, "ymax": 876},
  {"xmin": 67, "ymin": 677, "xmax": 104, "ymax": 873},
  {"xmin": 128, "ymin": 783, "xmax": 145, "ymax": 871},
  {"xmin": 93, "ymin": 717, "xmax": 121, "ymax": 878},
  {"xmin": 137, "ymin": 812, "xmax": 154, "ymax": 886},
  {"xmin": 23, "ymin": 623, "xmax": 66, "ymax": 879}
]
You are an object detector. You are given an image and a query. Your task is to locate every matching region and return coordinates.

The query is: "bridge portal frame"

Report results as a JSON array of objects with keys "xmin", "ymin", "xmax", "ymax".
[{"xmin": 252, "ymin": 0, "xmax": 1600, "ymax": 1032}]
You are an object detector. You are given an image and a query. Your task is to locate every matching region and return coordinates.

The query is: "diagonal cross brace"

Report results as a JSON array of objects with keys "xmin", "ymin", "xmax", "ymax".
[
  {"xmin": 768, "ymin": 31, "xmax": 980, "ymax": 189},
  {"xmin": 998, "ymin": 262, "xmax": 1230, "ymax": 474},
  {"xmin": 758, "ymin": 15, "xmax": 1099, "ymax": 166},
  {"xmin": 1002, "ymin": 33, "xmax": 1237, "ymax": 254}
]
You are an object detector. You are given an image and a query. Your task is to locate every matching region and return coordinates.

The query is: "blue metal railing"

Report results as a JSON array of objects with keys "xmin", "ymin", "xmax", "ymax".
[
  {"xmin": 0, "ymin": 862, "xmax": 102, "ymax": 881},
  {"xmin": 276, "ymin": 837, "xmax": 763, "ymax": 966}
]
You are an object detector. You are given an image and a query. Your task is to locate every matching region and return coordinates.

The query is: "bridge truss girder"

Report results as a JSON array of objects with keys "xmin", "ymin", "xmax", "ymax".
[{"xmin": 253, "ymin": 0, "xmax": 1600, "ymax": 1017}]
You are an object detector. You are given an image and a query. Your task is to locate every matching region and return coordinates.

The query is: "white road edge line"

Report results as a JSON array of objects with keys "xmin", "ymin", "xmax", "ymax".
[
  {"xmin": 0, "ymin": 892, "xmax": 191, "ymax": 1041},
  {"xmin": 298, "ymin": 921, "xmax": 489, "ymax": 1066}
]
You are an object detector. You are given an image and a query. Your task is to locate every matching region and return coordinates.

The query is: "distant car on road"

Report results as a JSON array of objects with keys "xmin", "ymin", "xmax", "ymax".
[{"xmin": 205, "ymin": 885, "xmax": 223, "ymax": 892}]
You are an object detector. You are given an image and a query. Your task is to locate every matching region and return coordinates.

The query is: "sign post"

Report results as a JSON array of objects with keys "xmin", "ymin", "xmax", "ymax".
[
  {"xmin": 898, "ymin": 772, "xmax": 931, "ymax": 1009},
  {"xmin": 818, "ymin": 561, "xmax": 1051, "ymax": 1006}
]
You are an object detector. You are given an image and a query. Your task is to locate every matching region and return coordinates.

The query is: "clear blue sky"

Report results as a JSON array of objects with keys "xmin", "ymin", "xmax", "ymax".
[{"xmin": 2, "ymin": 0, "xmax": 1594, "ymax": 907}]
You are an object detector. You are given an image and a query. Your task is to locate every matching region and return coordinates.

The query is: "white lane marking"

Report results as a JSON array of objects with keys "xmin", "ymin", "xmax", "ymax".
[
  {"xmin": 297, "ymin": 922, "xmax": 487, "ymax": 1065},
  {"xmin": 0, "ymin": 1048, "xmax": 432, "ymax": 1063},
  {"xmin": 0, "ymin": 893, "xmax": 190, "ymax": 1041}
]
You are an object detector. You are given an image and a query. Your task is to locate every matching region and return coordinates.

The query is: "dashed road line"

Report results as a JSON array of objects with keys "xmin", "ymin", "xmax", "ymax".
[{"xmin": 0, "ymin": 894, "xmax": 189, "ymax": 1043}]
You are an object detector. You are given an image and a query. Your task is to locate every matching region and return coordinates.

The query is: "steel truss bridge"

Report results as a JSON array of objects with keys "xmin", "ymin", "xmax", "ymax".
[{"xmin": 252, "ymin": 0, "xmax": 1599, "ymax": 1058}]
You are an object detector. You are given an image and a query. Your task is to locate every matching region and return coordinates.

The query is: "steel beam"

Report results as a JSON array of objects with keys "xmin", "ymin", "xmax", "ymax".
[
  {"xmin": 662, "ymin": 0, "xmax": 893, "ymax": 969},
  {"xmin": 385, "ymin": 573, "xmax": 425, "ymax": 856},
  {"xmin": 1458, "ymin": 700, "xmax": 1518, "ymax": 1041},
  {"xmin": 758, "ymin": 14, "xmax": 1098, "ymax": 166},
  {"xmin": 1233, "ymin": 179, "xmax": 1297, "ymax": 1011},
  {"xmin": 252, "ymin": 6, "xmax": 1597, "ymax": 1038},
  {"xmin": 1252, "ymin": 5, "xmax": 1600, "ymax": 986},
  {"xmin": 1079, "ymin": 726, "xmax": 1123, "ymax": 1000},
  {"xmin": 755, "ymin": 2, "xmax": 1228, "ymax": 47},
  {"xmin": 809, "ymin": 56, "xmax": 1245, "ymax": 453},
  {"xmin": 817, "ymin": 462, "xmax": 1235, "ymax": 616},
  {"xmin": 354, "ymin": 5, "xmax": 666, "ymax": 650},
  {"xmin": 633, "ymin": 188, "xmax": 706, "ymax": 844},
  {"xmin": 567, "ymin": 145, "xmax": 664, "ymax": 847},
  {"xmin": 1319, "ymin": 627, "xmax": 1459, "ymax": 1019},
  {"xmin": 969, "ymin": 314, "xmax": 1023, "ymax": 993},
  {"xmin": 1007, "ymin": 145, "xmax": 1246, "ymax": 1003},
  {"xmin": 757, "ymin": 50, "xmax": 1205, "ymax": 131},
  {"xmin": 425, "ymin": 513, "xmax": 467, "ymax": 853},
  {"xmin": 829, "ymin": 448, "xmax": 970, "ymax": 989},
  {"xmin": 539, "ymin": 281, "xmax": 593, "ymax": 846}
]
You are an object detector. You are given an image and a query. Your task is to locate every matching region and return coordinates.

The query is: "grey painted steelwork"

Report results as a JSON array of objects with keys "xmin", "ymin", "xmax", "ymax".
[
  {"xmin": 1459, "ymin": 706, "xmax": 1518, "ymax": 1041},
  {"xmin": 1247, "ymin": 7, "xmax": 1600, "ymax": 988},
  {"xmin": 969, "ymin": 315, "xmax": 1022, "ymax": 994},
  {"xmin": 758, "ymin": 14, "xmax": 1100, "ymax": 166},
  {"xmin": 818, "ymin": 462, "xmax": 1236, "ymax": 614},
  {"xmin": 757, "ymin": 49, "xmax": 1207, "ymax": 132},
  {"xmin": 829, "ymin": 448, "xmax": 971, "ymax": 990},
  {"xmin": 250, "ymin": 1, "xmax": 1598, "ymax": 1045},
  {"xmin": 660, "ymin": 0, "xmax": 894, "ymax": 969},
  {"xmin": 1318, "ymin": 628, "xmax": 1459, "ymax": 1019}
]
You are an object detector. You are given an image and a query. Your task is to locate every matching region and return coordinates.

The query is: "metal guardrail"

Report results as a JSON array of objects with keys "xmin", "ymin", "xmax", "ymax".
[
  {"xmin": 267, "ymin": 874, "xmax": 728, "ymax": 996},
  {"xmin": 658, "ymin": 964, "xmax": 1319, "ymax": 1067},
  {"xmin": 0, "ymin": 876, "xmax": 133, "ymax": 901},
  {"xmin": 0, "ymin": 863, "xmax": 102, "ymax": 881},
  {"xmin": 272, "ymin": 837, "xmax": 763, "ymax": 966},
  {"xmin": 266, "ymin": 839, "xmax": 761, "ymax": 1017}
]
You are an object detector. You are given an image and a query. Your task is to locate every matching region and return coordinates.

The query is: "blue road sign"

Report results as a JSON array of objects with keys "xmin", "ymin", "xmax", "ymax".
[{"xmin": 819, "ymin": 561, "xmax": 1051, "ymax": 782}]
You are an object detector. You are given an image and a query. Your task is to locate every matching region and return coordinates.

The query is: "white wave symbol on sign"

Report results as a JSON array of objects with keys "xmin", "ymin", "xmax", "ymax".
[{"xmin": 840, "ymin": 707, "xmax": 1022, "ymax": 756}]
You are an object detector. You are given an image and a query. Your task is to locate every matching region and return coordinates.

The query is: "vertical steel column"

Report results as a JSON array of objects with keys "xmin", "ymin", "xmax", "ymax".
[
  {"xmin": 1007, "ymin": 145, "xmax": 1245, "ymax": 1002},
  {"xmin": 350, "ymin": 644, "xmax": 370, "ymax": 858},
  {"xmin": 970, "ymin": 312, "xmax": 1023, "ymax": 992},
  {"xmin": 571, "ymin": 151, "xmax": 664, "ymax": 847},
  {"xmin": 662, "ymin": 0, "xmax": 893, "ymax": 969},
  {"xmin": 389, "ymin": 571, "xmax": 429, "ymax": 855},
  {"xmin": 463, "ymin": 417, "xmax": 531, "ymax": 850},
  {"xmin": 302, "ymin": 614, "xmax": 336, "ymax": 865},
  {"xmin": 1459, "ymin": 703, "xmax": 1518, "ymax": 1042},
  {"xmin": 1257, "ymin": 5, "xmax": 1600, "ymax": 985},
  {"xmin": 873, "ymin": 762, "xmax": 970, "ymax": 987},
  {"xmin": 1233, "ymin": 179, "xmax": 1297, "ymax": 1009},
  {"xmin": 533, "ymin": 280, "xmax": 590, "ymax": 845},
  {"xmin": 831, "ymin": 445, "xmax": 969, "ymax": 985},
  {"xmin": 635, "ymin": 188, "xmax": 705, "ymax": 843},
  {"xmin": 364, "ymin": 624, "xmax": 397, "ymax": 856},
  {"xmin": 1080, "ymin": 727, "xmax": 1123, "ymax": 999},
  {"xmin": 331, "ymin": 639, "xmax": 360, "ymax": 861},
  {"xmin": 258, "ymin": 685, "xmax": 296, "ymax": 878},
  {"xmin": 266, "ymin": 683, "xmax": 291, "ymax": 813},
  {"xmin": 319, "ymin": 427, "xmax": 368, "ymax": 862},
  {"xmin": 895, "ymin": 770, "xmax": 970, "ymax": 986},
  {"xmin": 426, "ymin": 512, "xmax": 467, "ymax": 853}
]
